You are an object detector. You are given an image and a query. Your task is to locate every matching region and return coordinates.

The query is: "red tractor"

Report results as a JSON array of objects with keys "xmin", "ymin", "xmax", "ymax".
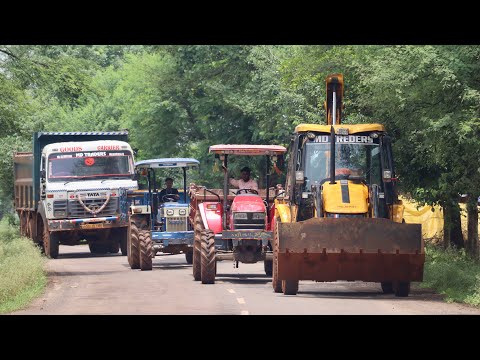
[{"xmin": 188, "ymin": 145, "xmax": 287, "ymax": 284}]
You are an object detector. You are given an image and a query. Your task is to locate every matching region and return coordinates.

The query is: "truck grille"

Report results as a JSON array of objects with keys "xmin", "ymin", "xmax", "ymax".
[
  {"xmin": 165, "ymin": 217, "xmax": 188, "ymax": 232},
  {"xmin": 234, "ymin": 215, "xmax": 265, "ymax": 230},
  {"xmin": 68, "ymin": 198, "xmax": 118, "ymax": 218},
  {"xmin": 53, "ymin": 200, "xmax": 67, "ymax": 211}
]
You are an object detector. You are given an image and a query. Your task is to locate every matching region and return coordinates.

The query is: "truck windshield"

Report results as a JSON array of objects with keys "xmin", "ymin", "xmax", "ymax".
[
  {"xmin": 302, "ymin": 142, "xmax": 381, "ymax": 189},
  {"xmin": 48, "ymin": 151, "xmax": 133, "ymax": 181}
]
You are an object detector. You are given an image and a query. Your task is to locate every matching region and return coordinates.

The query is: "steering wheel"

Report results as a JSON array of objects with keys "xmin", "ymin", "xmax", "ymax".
[
  {"xmin": 162, "ymin": 194, "xmax": 178, "ymax": 202},
  {"xmin": 236, "ymin": 188, "xmax": 258, "ymax": 195}
]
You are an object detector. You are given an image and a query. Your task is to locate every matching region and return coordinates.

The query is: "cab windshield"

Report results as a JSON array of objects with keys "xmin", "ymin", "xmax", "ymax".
[
  {"xmin": 48, "ymin": 150, "xmax": 133, "ymax": 181},
  {"xmin": 302, "ymin": 142, "xmax": 381, "ymax": 190}
]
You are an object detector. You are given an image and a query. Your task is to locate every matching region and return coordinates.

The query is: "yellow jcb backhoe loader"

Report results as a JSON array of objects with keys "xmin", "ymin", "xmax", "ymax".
[{"xmin": 272, "ymin": 73, "xmax": 424, "ymax": 296}]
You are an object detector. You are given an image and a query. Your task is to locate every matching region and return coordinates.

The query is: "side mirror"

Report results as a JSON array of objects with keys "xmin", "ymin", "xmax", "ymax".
[
  {"xmin": 383, "ymin": 170, "xmax": 392, "ymax": 182},
  {"xmin": 295, "ymin": 171, "xmax": 304, "ymax": 184}
]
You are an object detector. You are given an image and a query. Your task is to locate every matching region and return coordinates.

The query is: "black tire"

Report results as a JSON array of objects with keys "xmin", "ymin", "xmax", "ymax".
[
  {"xmin": 282, "ymin": 280, "xmax": 299, "ymax": 295},
  {"xmin": 264, "ymin": 259, "xmax": 273, "ymax": 277},
  {"xmin": 272, "ymin": 217, "xmax": 282, "ymax": 293},
  {"xmin": 119, "ymin": 227, "xmax": 128, "ymax": 256},
  {"xmin": 108, "ymin": 241, "xmax": 120, "ymax": 254},
  {"xmin": 193, "ymin": 213, "xmax": 203, "ymax": 281},
  {"xmin": 43, "ymin": 225, "xmax": 59, "ymax": 259},
  {"xmin": 394, "ymin": 282, "xmax": 411, "ymax": 297},
  {"xmin": 89, "ymin": 243, "xmax": 109, "ymax": 254},
  {"xmin": 381, "ymin": 282, "xmax": 394, "ymax": 294},
  {"xmin": 185, "ymin": 249, "xmax": 193, "ymax": 264},
  {"xmin": 200, "ymin": 230, "xmax": 216, "ymax": 284},
  {"xmin": 128, "ymin": 221, "xmax": 140, "ymax": 269},
  {"xmin": 139, "ymin": 230, "xmax": 153, "ymax": 271}
]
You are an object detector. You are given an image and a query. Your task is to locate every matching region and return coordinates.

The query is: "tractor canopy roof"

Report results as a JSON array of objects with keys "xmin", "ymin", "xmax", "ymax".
[
  {"xmin": 135, "ymin": 158, "xmax": 200, "ymax": 169},
  {"xmin": 209, "ymin": 144, "xmax": 287, "ymax": 156},
  {"xmin": 295, "ymin": 123, "xmax": 385, "ymax": 134}
]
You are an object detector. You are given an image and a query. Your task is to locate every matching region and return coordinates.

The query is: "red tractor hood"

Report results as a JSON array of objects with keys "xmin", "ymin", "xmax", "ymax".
[{"xmin": 231, "ymin": 194, "xmax": 266, "ymax": 212}]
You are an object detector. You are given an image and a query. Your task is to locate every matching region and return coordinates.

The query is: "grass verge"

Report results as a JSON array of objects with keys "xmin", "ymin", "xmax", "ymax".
[
  {"xmin": 0, "ymin": 218, "xmax": 46, "ymax": 314},
  {"xmin": 420, "ymin": 244, "xmax": 480, "ymax": 306}
]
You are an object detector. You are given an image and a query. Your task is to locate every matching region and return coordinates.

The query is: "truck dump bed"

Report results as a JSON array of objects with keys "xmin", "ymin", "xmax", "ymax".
[{"xmin": 13, "ymin": 152, "xmax": 34, "ymax": 210}]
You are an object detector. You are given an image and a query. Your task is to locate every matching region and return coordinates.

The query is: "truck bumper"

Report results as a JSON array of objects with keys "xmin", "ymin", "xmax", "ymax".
[
  {"xmin": 151, "ymin": 231, "xmax": 194, "ymax": 246},
  {"xmin": 48, "ymin": 216, "xmax": 128, "ymax": 231}
]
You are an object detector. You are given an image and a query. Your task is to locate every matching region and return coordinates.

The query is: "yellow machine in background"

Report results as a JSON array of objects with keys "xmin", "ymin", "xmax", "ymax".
[{"xmin": 272, "ymin": 73, "xmax": 425, "ymax": 297}]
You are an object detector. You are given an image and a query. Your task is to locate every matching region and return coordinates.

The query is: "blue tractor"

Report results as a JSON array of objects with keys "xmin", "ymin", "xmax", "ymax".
[{"xmin": 126, "ymin": 158, "xmax": 200, "ymax": 270}]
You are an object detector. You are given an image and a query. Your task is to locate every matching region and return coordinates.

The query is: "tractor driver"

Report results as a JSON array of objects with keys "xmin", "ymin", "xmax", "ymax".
[
  {"xmin": 159, "ymin": 177, "xmax": 180, "ymax": 202},
  {"xmin": 229, "ymin": 166, "xmax": 258, "ymax": 191}
]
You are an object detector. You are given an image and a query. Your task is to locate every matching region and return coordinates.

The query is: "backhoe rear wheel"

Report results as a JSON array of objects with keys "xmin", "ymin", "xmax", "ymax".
[
  {"xmin": 128, "ymin": 221, "xmax": 140, "ymax": 269},
  {"xmin": 139, "ymin": 230, "xmax": 153, "ymax": 271},
  {"xmin": 193, "ymin": 213, "xmax": 203, "ymax": 281},
  {"xmin": 282, "ymin": 280, "xmax": 299, "ymax": 295},
  {"xmin": 394, "ymin": 281, "xmax": 411, "ymax": 297},
  {"xmin": 200, "ymin": 230, "xmax": 216, "ymax": 284}
]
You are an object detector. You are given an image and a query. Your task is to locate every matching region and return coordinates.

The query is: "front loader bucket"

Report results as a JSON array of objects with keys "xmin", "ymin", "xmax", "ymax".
[{"xmin": 276, "ymin": 218, "xmax": 424, "ymax": 282}]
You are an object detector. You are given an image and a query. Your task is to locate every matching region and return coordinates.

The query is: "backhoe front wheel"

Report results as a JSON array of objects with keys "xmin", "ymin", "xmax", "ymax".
[
  {"xmin": 200, "ymin": 230, "xmax": 216, "ymax": 284},
  {"xmin": 282, "ymin": 280, "xmax": 299, "ymax": 295},
  {"xmin": 381, "ymin": 282, "xmax": 394, "ymax": 294}
]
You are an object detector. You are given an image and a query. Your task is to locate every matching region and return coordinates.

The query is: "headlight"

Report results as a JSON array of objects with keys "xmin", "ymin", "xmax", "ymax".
[
  {"xmin": 252, "ymin": 213, "xmax": 265, "ymax": 220},
  {"xmin": 234, "ymin": 212, "xmax": 248, "ymax": 220},
  {"xmin": 179, "ymin": 209, "xmax": 187, "ymax": 215},
  {"xmin": 54, "ymin": 210, "xmax": 66, "ymax": 217},
  {"xmin": 166, "ymin": 209, "xmax": 174, "ymax": 216}
]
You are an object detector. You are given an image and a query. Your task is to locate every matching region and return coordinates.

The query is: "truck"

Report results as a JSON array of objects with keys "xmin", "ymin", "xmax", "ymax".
[
  {"xmin": 272, "ymin": 74, "xmax": 424, "ymax": 296},
  {"xmin": 188, "ymin": 144, "xmax": 287, "ymax": 284},
  {"xmin": 13, "ymin": 131, "xmax": 138, "ymax": 258},
  {"xmin": 126, "ymin": 158, "xmax": 200, "ymax": 270}
]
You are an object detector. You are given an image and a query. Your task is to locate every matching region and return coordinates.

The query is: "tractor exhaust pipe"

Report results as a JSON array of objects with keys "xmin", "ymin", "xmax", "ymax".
[{"xmin": 330, "ymin": 126, "xmax": 336, "ymax": 185}]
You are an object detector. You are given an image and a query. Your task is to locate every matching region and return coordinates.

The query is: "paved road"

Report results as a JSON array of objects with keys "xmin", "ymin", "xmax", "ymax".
[{"xmin": 11, "ymin": 245, "xmax": 480, "ymax": 315}]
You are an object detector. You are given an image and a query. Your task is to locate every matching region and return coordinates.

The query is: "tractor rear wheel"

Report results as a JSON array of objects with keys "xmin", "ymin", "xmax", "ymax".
[
  {"xmin": 381, "ymin": 282, "xmax": 394, "ymax": 294},
  {"xmin": 394, "ymin": 282, "xmax": 411, "ymax": 297},
  {"xmin": 200, "ymin": 230, "xmax": 216, "ymax": 284},
  {"xmin": 193, "ymin": 213, "xmax": 203, "ymax": 281},
  {"xmin": 139, "ymin": 230, "xmax": 153, "ymax": 271},
  {"xmin": 264, "ymin": 259, "xmax": 273, "ymax": 277},
  {"xmin": 282, "ymin": 280, "xmax": 299, "ymax": 295},
  {"xmin": 128, "ymin": 221, "xmax": 140, "ymax": 269}
]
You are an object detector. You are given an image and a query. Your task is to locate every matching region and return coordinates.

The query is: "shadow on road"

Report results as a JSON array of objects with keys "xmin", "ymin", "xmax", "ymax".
[
  {"xmin": 48, "ymin": 270, "xmax": 123, "ymax": 277},
  {"xmin": 215, "ymin": 273, "xmax": 271, "ymax": 285},
  {"xmin": 57, "ymin": 252, "xmax": 124, "ymax": 259}
]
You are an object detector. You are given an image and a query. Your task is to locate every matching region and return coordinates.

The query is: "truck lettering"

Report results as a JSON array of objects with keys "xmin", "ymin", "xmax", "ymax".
[
  {"xmin": 97, "ymin": 145, "xmax": 120, "ymax": 151},
  {"xmin": 60, "ymin": 146, "xmax": 83, "ymax": 152},
  {"xmin": 87, "ymin": 192, "xmax": 100, "ymax": 197}
]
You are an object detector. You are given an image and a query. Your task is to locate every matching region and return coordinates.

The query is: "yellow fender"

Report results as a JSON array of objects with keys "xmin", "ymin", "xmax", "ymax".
[{"xmin": 275, "ymin": 203, "xmax": 292, "ymax": 223}]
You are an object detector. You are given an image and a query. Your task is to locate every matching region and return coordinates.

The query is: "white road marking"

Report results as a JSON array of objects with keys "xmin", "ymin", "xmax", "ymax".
[
  {"xmin": 237, "ymin": 297, "xmax": 246, "ymax": 304},
  {"xmin": 227, "ymin": 289, "xmax": 236, "ymax": 294},
  {"xmin": 240, "ymin": 310, "xmax": 249, "ymax": 315}
]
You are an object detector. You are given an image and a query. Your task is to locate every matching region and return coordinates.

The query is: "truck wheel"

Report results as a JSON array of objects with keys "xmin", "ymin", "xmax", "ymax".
[
  {"xmin": 200, "ymin": 230, "xmax": 216, "ymax": 284},
  {"xmin": 108, "ymin": 241, "xmax": 120, "ymax": 254},
  {"xmin": 89, "ymin": 243, "xmax": 108, "ymax": 254},
  {"xmin": 118, "ymin": 227, "xmax": 128, "ymax": 256},
  {"xmin": 185, "ymin": 249, "xmax": 193, "ymax": 264},
  {"xmin": 43, "ymin": 226, "xmax": 59, "ymax": 259},
  {"xmin": 128, "ymin": 221, "xmax": 140, "ymax": 269},
  {"xmin": 282, "ymin": 280, "xmax": 299, "ymax": 295},
  {"xmin": 381, "ymin": 282, "xmax": 394, "ymax": 294},
  {"xmin": 139, "ymin": 230, "xmax": 153, "ymax": 271},
  {"xmin": 264, "ymin": 260, "xmax": 273, "ymax": 276},
  {"xmin": 394, "ymin": 282, "xmax": 411, "ymax": 297},
  {"xmin": 193, "ymin": 213, "xmax": 203, "ymax": 281},
  {"xmin": 272, "ymin": 218, "xmax": 282, "ymax": 293}
]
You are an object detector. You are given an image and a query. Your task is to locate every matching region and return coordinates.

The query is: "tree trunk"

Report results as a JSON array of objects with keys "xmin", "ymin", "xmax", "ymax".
[
  {"xmin": 443, "ymin": 202, "xmax": 464, "ymax": 249},
  {"xmin": 466, "ymin": 198, "xmax": 479, "ymax": 260}
]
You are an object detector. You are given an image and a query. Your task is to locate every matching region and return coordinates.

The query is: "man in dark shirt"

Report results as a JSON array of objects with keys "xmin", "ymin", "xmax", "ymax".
[{"xmin": 158, "ymin": 177, "xmax": 180, "ymax": 202}]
